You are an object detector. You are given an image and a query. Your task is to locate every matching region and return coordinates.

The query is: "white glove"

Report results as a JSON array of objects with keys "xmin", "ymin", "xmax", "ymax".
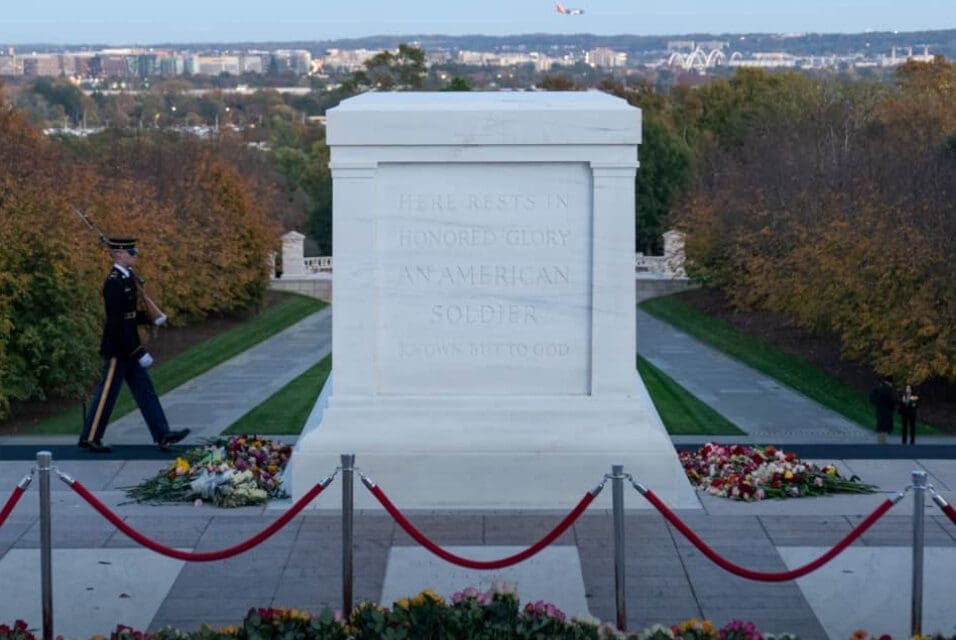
[
  {"xmin": 138, "ymin": 352, "xmax": 154, "ymax": 369},
  {"xmin": 153, "ymin": 313, "xmax": 168, "ymax": 327}
]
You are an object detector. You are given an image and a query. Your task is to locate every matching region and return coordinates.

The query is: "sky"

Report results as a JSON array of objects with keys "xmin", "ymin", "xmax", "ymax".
[{"xmin": 2, "ymin": 0, "xmax": 955, "ymax": 45}]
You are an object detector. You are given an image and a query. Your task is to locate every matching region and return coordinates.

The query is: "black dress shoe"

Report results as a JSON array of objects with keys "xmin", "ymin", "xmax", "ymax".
[
  {"xmin": 158, "ymin": 428, "xmax": 190, "ymax": 450},
  {"xmin": 78, "ymin": 440, "xmax": 112, "ymax": 453}
]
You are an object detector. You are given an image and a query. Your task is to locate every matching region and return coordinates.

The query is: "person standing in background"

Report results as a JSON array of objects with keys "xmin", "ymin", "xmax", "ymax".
[
  {"xmin": 869, "ymin": 374, "xmax": 896, "ymax": 445},
  {"xmin": 899, "ymin": 384, "xmax": 919, "ymax": 445}
]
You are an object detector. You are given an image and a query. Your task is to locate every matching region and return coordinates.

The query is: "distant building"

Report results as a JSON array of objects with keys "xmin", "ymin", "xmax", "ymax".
[
  {"xmin": 270, "ymin": 49, "xmax": 312, "ymax": 74},
  {"xmin": 137, "ymin": 54, "xmax": 160, "ymax": 77},
  {"xmin": 667, "ymin": 40, "xmax": 696, "ymax": 52},
  {"xmin": 98, "ymin": 55, "xmax": 136, "ymax": 77},
  {"xmin": 884, "ymin": 45, "xmax": 935, "ymax": 65},
  {"xmin": 586, "ymin": 47, "xmax": 626, "ymax": 68},
  {"xmin": 240, "ymin": 54, "xmax": 264, "ymax": 74},
  {"xmin": 160, "ymin": 56, "xmax": 184, "ymax": 75},
  {"xmin": 71, "ymin": 53, "xmax": 95, "ymax": 77},
  {"xmin": 322, "ymin": 48, "xmax": 377, "ymax": 72},
  {"xmin": 22, "ymin": 54, "xmax": 61, "ymax": 77},
  {"xmin": 199, "ymin": 55, "xmax": 241, "ymax": 75},
  {"xmin": 182, "ymin": 55, "xmax": 201, "ymax": 75},
  {"xmin": 0, "ymin": 55, "xmax": 20, "ymax": 76},
  {"xmin": 727, "ymin": 52, "xmax": 797, "ymax": 68}
]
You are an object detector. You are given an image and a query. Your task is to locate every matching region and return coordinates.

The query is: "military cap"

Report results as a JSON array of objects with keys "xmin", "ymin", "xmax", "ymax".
[{"xmin": 105, "ymin": 237, "xmax": 137, "ymax": 254}]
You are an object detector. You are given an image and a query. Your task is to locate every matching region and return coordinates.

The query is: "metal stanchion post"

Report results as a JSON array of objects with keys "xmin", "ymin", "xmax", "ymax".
[
  {"xmin": 341, "ymin": 453, "xmax": 355, "ymax": 617},
  {"xmin": 37, "ymin": 451, "xmax": 54, "ymax": 640},
  {"xmin": 611, "ymin": 464, "xmax": 627, "ymax": 631},
  {"xmin": 911, "ymin": 470, "xmax": 927, "ymax": 637}
]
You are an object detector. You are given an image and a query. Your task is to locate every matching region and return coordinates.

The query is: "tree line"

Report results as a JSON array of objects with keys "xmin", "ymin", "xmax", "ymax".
[
  {"xmin": 3, "ymin": 49, "xmax": 954, "ymax": 417},
  {"xmin": 659, "ymin": 60, "xmax": 956, "ymax": 386},
  {"xmin": 0, "ymin": 87, "xmax": 282, "ymax": 419}
]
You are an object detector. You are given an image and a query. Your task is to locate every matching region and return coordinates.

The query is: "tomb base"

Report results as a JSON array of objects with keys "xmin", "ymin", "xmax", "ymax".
[{"xmin": 290, "ymin": 373, "xmax": 700, "ymax": 510}]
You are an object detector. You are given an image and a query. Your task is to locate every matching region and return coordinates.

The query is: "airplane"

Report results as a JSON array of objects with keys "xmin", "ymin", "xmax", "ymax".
[{"xmin": 555, "ymin": 2, "xmax": 584, "ymax": 15}]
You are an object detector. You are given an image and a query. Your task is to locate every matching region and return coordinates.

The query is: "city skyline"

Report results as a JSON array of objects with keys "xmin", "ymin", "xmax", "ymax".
[{"xmin": 2, "ymin": 0, "xmax": 956, "ymax": 45}]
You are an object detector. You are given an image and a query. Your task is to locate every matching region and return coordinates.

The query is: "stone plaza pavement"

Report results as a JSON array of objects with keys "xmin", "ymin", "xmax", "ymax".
[
  {"xmin": 1, "ymin": 308, "xmax": 955, "ymax": 639},
  {"xmin": 2, "ymin": 456, "xmax": 956, "ymax": 640}
]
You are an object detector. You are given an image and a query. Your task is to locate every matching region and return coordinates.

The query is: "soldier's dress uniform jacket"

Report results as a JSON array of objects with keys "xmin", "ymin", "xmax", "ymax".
[
  {"xmin": 100, "ymin": 266, "xmax": 150, "ymax": 360},
  {"xmin": 79, "ymin": 265, "xmax": 172, "ymax": 447}
]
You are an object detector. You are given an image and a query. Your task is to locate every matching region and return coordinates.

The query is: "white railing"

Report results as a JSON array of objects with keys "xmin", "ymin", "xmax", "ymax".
[
  {"xmin": 278, "ymin": 230, "xmax": 686, "ymax": 280},
  {"xmin": 634, "ymin": 253, "xmax": 685, "ymax": 278}
]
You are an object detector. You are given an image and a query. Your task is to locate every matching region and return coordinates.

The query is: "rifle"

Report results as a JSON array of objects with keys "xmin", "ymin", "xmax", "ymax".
[{"xmin": 68, "ymin": 204, "xmax": 167, "ymax": 324}]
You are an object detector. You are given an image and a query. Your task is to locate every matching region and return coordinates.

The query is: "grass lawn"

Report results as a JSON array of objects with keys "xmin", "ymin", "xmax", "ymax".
[
  {"xmin": 638, "ymin": 356, "xmax": 744, "ymax": 436},
  {"xmin": 639, "ymin": 295, "xmax": 937, "ymax": 435},
  {"xmin": 224, "ymin": 355, "xmax": 331, "ymax": 435},
  {"xmin": 218, "ymin": 353, "xmax": 740, "ymax": 437},
  {"xmin": 34, "ymin": 293, "xmax": 326, "ymax": 435}
]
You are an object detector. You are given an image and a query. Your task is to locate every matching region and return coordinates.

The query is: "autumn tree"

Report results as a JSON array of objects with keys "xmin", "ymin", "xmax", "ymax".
[
  {"xmin": 0, "ymin": 90, "xmax": 103, "ymax": 416},
  {"xmin": 674, "ymin": 66, "xmax": 956, "ymax": 385}
]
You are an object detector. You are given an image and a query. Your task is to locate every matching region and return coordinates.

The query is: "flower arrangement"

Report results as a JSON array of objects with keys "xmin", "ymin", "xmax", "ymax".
[
  {"xmin": 7, "ymin": 607, "xmax": 956, "ymax": 640},
  {"xmin": 123, "ymin": 435, "xmax": 291, "ymax": 507},
  {"xmin": 0, "ymin": 621, "xmax": 42, "ymax": 640},
  {"xmin": 638, "ymin": 618, "xmax": 799, "ymax": 640},
  {"xmin": 680, "ymin": 443, "xmax": 877, "ymax": 501}
]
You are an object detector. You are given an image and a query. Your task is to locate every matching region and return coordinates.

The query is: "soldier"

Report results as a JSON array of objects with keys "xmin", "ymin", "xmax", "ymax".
[{"xmin": 78, "ymin": 237, "xmax": 189, "ymax": 453}]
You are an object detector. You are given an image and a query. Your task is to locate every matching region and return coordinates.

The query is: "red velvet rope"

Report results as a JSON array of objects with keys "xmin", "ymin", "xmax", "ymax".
[
  {"xmin": 368, "ymin": 483, "xmax": 595, "ymax": 570},
  {"xmin": 642, "ymin": 488, "xmax": 895, "ymax": 582},
  {"xmin": 68, "ymin": 480, "xmax": 327, "ymax": 562},
  {"xmin": 0, "ymin": 486, "xmax": 25, "ymax": 529},
  {"xmin": 942, "ymin": 502, "xmax": 956, "ymax": 527}
]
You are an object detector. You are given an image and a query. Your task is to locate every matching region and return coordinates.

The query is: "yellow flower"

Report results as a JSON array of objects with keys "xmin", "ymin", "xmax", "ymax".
[
  {"xmin": 175, "ymin": 457, "xmax": 190, "ymax": 473},
  {"xmin": 395, "ymin": 597, "xmax": 411, "ymax": 609},
  {"xmin": 410, "ymin": 588, "xmax": 445, "ymax": 607},
  {"xmin": 784, "ymin": 470, "xmax": 794, "ymax": 480}
]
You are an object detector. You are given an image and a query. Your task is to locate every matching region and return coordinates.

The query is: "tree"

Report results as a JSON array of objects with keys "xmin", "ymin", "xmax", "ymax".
[
  {"xmin": 31, "ymin": 78, "xmax": 86, "ymax": 126},
  {"xmin": 442, "ymin": 77, "xmax": 472, "ymax": 92},
  {"xmin": 636, "ymin": 114, "xmax": 691, "ymax": 253},
  {"xmin": 347, "ymin": 44, "xmax": 427, "ymax": 91}
]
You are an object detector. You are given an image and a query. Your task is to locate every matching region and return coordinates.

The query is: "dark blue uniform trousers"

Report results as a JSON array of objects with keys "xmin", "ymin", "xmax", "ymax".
[{"xmin": 80, "ymin": 356, "xmax": 170, "ymax": 444}]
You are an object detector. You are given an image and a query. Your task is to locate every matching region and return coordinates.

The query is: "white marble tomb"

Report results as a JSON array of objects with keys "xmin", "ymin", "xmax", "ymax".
[{"xmin": 290, "ymin": 92, "xmax": 699, "ymax": 509}]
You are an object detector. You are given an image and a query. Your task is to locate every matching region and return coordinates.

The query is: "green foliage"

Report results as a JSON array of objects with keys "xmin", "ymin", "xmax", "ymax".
[
  {"xmin": 346, "ymin": 44, "xmax": 427, "ymax": 91},
  {"xmin": 636, "ymin": 115, "xmax": 691, "ymax": 253},
  {"xmin": 241, "ymin": 607, "xmax": 346, "ymax": 640},
  {"xmin": 31, "ymin": 77, "xmax": 86, "ymax": 126},
  {"xmin": 442, "ymin": 76, "xmax": 473, "ymax": 91}
]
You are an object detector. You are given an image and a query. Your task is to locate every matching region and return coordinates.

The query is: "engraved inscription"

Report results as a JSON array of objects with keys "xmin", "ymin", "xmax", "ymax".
[
  {"xmin": 397, "ymin": 227, "xmax": 571, "ymax": 249},
  {"xmin": 397, "ymin": 192, "xmax": 569, "ymax": 212},
  {"xmin": 399, "ymin": 341, "xmax": 570, "ymax": 359},
  {"xmin": 378, "ymin": 163, "xmax": 591, "ymax": 395},
  {"xmin": 400, "ymin": 264, "xmax": 570, "ymax": 288},
  {"xmin": 430, "ymin": 304, "xmax": 537, "ymax": 325}
]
